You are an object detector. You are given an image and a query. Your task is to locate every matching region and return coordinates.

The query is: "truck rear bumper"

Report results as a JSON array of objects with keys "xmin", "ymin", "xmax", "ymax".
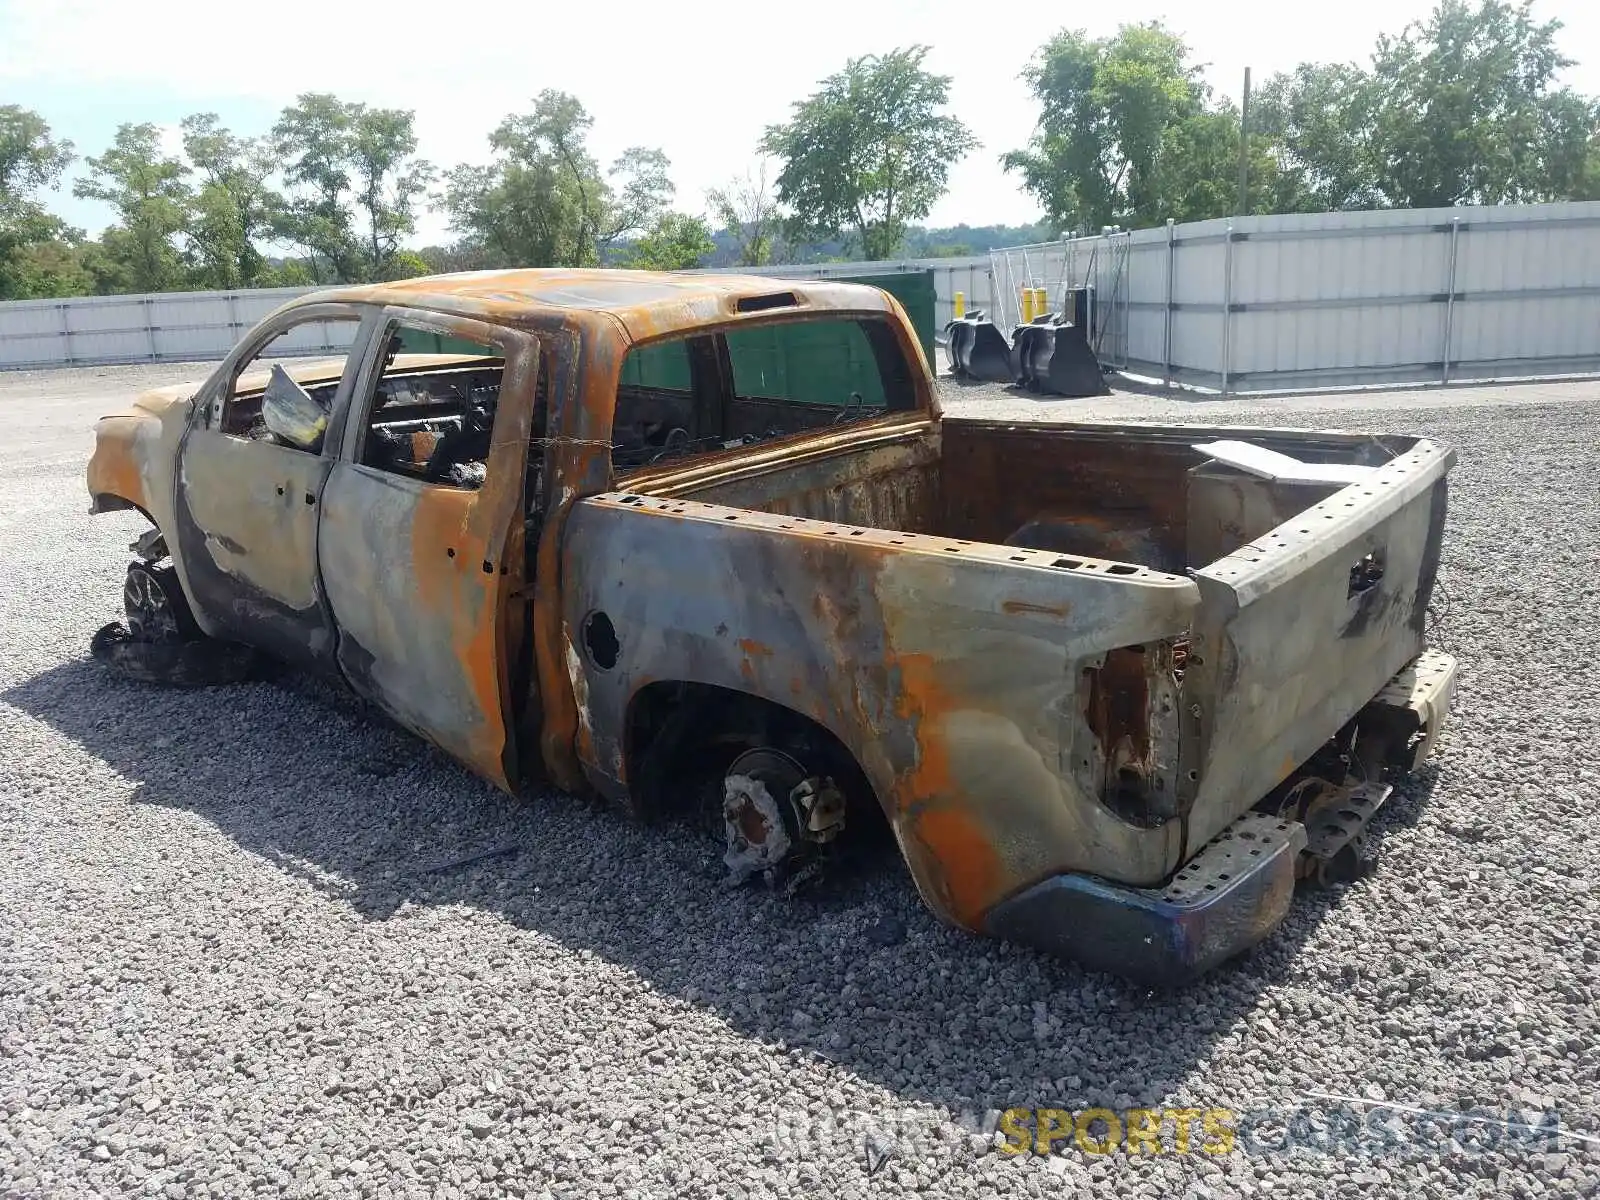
[
  {"xmin": 1364, "ymin": 648, "xmax": 1458, "ymax": 772},
  {"xmin": 983, "ymin": 647, "xmax": 1459, "ymax": 987},
  {"xmin": 982, "ymin": 811, "xmax": 1307, "ymax": 988}
]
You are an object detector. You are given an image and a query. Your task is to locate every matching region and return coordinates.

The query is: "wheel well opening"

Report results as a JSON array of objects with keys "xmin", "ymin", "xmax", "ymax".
[
  {"xmin": 624, "ymin": 681, "xmax": 890, "ymax": 845},
  {"xmin": 92, "ymin": 497, "xmax": 162, "ymax": 542},
  {"xmin": 91, "ymin": 492, "xmax": 137, "ymax": 515}
]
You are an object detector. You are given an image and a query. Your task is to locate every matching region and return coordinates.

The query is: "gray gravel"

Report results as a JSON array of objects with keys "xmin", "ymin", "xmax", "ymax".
[{"xmin": 3, "ymin": 363, "xmax": 1599, "ymax": 1199}]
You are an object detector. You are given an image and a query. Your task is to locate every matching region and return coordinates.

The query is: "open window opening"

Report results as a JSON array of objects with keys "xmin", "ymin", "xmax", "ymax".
[
  {"xmin": 219, "ymin": 316, "xmax": 362, "ymax": 452},
  {"xmin": 610, "ymin": 315, "xmax": 918, "ymax": 472},
  {"xmin": 356, "ymin": 324, "xmax": 508, "ymax": 490}
]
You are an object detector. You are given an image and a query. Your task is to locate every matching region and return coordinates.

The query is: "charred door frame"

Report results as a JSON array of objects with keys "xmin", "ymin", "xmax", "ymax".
[
  {"xmin": 172, "ymin": 301, "xmax": 381, "ymax": 667},
  {"xmin": 318, "ymin": 304, "xmax": 541, "ymax": 791}
]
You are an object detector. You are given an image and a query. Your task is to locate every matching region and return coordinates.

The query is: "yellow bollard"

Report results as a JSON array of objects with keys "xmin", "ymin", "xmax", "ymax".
[
  {"xmin": 1034, "ymin": 287, "xmax": 1049, "ymax": 318},
  {"xmin": 953, "ymin": 291, "xmax": 965, "ymax": 320},
  {"xmin": 1021, "ymin": 288, "xmax": 1035, "ymax": 323}
]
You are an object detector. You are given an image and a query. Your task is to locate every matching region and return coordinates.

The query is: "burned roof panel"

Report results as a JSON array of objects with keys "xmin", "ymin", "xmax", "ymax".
[{"xmin": 311, "ymin": 269, "xmax": 897, "ymax": 343}]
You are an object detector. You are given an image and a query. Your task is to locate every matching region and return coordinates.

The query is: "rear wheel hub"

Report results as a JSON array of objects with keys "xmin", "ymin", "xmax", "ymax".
[{"xmin": 720, "ymin": 747, "xmax": 846, "ymax": 889}]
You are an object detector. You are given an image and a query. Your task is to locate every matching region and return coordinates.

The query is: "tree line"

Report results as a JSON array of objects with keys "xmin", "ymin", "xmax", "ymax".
[
  {"xmin": 2, "ymin": 0, "xmax": 1596, "ymax": 301},
  {"xmin": 1005, "ymin": 0, "xmax": 1599, "ymax": 231}
]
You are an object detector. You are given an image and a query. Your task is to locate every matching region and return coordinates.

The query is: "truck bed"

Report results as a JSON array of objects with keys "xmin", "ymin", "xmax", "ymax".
[
  {"xmin": 568, "ymin": 413, "xmax": 1452, "ymax": 964},
  {"xmin": 615, "ymin": 415, "xmax": 1426, "ymax": 574}
]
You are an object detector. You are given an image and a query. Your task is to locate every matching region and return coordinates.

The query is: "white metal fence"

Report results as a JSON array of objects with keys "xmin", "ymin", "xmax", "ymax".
[
  {"xmin": 0, "ymin": 265, "xmax": 988, "ymax": 372},
  {"xmin": 0, "ymin": 286, "xmax": 341, "ymax": 370},
  {"xmin": 972, "ymin": 200, "xmax": 1600, "ymax": 392},
  {"xmin": 4, "ymin": 201, "xmax": 1598, "ymax": 392}
]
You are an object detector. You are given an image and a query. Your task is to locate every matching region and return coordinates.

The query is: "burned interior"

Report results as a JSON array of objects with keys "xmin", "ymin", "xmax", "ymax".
[
  {"xmin": 610, "ymin": 315, "xmax": 919, "ymax": 469},
  {"xmin": 225, "ymin": 323, "xmax": 511, "ymax": 490}
]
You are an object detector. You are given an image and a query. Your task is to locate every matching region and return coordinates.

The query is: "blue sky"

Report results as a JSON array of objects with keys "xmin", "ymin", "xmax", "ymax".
[{"xmin": 5, "ymin": 0, "xmax": 1598, "ymax": 246}]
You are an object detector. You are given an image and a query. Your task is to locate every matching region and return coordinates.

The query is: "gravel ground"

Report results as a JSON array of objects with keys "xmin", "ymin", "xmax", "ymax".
[{"xmin": 2, "ymin": 362, "xmax": 1598, "ymax": 1199}]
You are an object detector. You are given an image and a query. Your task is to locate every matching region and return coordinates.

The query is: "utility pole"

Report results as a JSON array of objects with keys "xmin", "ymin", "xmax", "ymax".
[{"xmin": 1236, "ymin": 66, "xmax": 1252, "ymax": 216}]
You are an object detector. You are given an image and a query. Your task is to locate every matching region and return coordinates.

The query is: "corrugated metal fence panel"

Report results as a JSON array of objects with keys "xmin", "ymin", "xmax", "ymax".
[
  {"xmin": 1119, "ymin": 237, "xmax": 1166, "ymax": 371},
  {"xmin": 5, "ymin": 203, "xmax": 1597, "ymax": 389},
  {"xmin": 1449, "ymin": 206, "xmax": 1600, "ymax": 377},
  {"xmin": 1217, "ymin": 202, "xmax": 1600, "ymax": 389},
  {"xmin": 1170, "ymin": 228, "xmax": 1227, "ymax": 382},
  {"xmin": 1194, "ymin": 201, "xmax": 1600, "ymax": 391},
  {"xmin": 1, "ymin": 301, "xmax": 66, "ymax": 369},
  {"xmin": 926, "ymin": 259, "xmax": 991, "ymax": 327},
  {"xmin": 0, "ymin": 286, "xmax": 316, "ymax": 369},
  {"xmin": 1228, "ymin": 208, "xmax": 1449, "ymax": 386}
]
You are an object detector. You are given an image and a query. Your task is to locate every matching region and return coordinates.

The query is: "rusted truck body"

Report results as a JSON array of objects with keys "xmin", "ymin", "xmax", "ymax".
[{"xmin": 86, "ymin": 269, "xmax": 1458, "ymax": 984}]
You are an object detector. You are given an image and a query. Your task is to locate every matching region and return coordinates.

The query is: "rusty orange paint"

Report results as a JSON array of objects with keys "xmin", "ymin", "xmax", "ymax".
[
  {"xmin": 86, "ymin": 418, "xmax": 148, "ymax": 512},
  {"xmin": 409, "ymin": 486, "xmax": 476, "ymax": 610},
  {"xmin": 534, "ymin": 321, "xmax": 615, "ymax": 794},
  {"xmin": 339, "ymin": 272, "xmax": 938, "ymax": 798},
  {"xmin": 907, "ymin": 806, "xmax": 1005, "ymax": 927},
  {"xmin": 889, "ymin": 652, "xmax": 955, "ymax": 802},
  {"xmin": 535, "ymin": 511, "xmax": 587, "ymax": 791},
  {"xmin": 738, "ymin": 638, "xmax": 774, "ymax": 658},
  {"xmin": 457, "ymin": 581, "xmax": 510, "ymax": 781},
  {"xmin": 82, "ymin": 270, "xmax": 945, "ymax": 814},
  {"xmin": 321, "ymin": 270, "xmax": 932, "ymax": 380},
  {"xmin": 885, "ymin": 650, "xmax": 1029, "ymax": 925},
  {"xmin": 409, "ymin": 430, "xmax": 440, "ymax": 462},
  {"xmin": 405, "ymin": 485, "xmax": 514, "ymax": 786}
]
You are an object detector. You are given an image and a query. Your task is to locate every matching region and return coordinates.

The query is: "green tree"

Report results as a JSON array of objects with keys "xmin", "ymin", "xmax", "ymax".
[
  {"xmin": 761, "ymin": 46, "xmax": 978, "ymax": 260},
  {"xmin": 180, "ymin": 113, "xmax": 282, "ymax": 289},
  {"xmin": 706, "ymin": 163, "xmax": 782, "ymax": 266},
  {"xmin": 0, "ymin": 105, "xmax": 74, "ymax": 205},
  {"xmin": 1578, "ymin": 130, "xmax": 1600, "ymax": 200},
  {"xmin": 440, "ymin": 91, "xmax": 673, "ymax": 268},
  {"xmin": 257, "ymin": 258, "xmax": 317, "ymax": 287},
  {"xmin": 0, "ymin": 105, "xmax": 83, "ymax": 298},
  {"xmin": 271, "ymin": 94, "xmax": 360, "ymax": 281},
  {"xmin": 623, "ymin": 212, "xmax": 715, "ymax": 270},
  {"xmin": 1537, "ymin": 92, "xmax": 1600, "ymax": 201},
  {"xmin": 1365, "ymin": 0, "xmax": 1598, "ymax": 206},
  {"xmin": 72, "ymin": 123, "xmax": 192, "ymax": 293},
  {"xmin": 416, "ymin": 243, "xmax": 494, "ymax": 274},
  {"xmin": 442, "ymin": 158, "xmax": 582, "ymax": 269},
  {"xmin": 1148, "ymin": 107, "xmax": 1312, "ymax": 221},
  {"xmin": 1253, "ymin": 2, "xmax": 1600, "ymax": 212},
  {"xmin": 1146, "ymin": 111, "xmax": 1244, "ymax": 222},
  {"xmin": 272, "ymin": 94, "xmax": 432, "ymax": 283},
  {"xmin": 900, "ymin": 221, "xmax": 1055, "ymax": 254},
  {"xmin": 2, "ymin": 230, "xmax": 91, "ymax": 297},
  {"xmin": 349, "ymin": 107, "xmax": 434, "ymax": 276},
  {"xmin": 1253, "ymin": 64, "xmax": 1383, "ymax": 210},
  {"xmin": 1003, "ymin": 24, "xmax": 1207, "ymax": 231},
  {"xmin": 379, "ymin": 248, "xmax": 431, "ymax": 280},
  {"xmin": 602, "ymin": 145, "xmax": 674, "ymax": 250}
]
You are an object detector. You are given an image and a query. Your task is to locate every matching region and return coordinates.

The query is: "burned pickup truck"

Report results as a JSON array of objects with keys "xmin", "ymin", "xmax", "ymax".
[{"xmin": 85, "ymin": 269, "xmax": 1457, "ymax": 984}]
